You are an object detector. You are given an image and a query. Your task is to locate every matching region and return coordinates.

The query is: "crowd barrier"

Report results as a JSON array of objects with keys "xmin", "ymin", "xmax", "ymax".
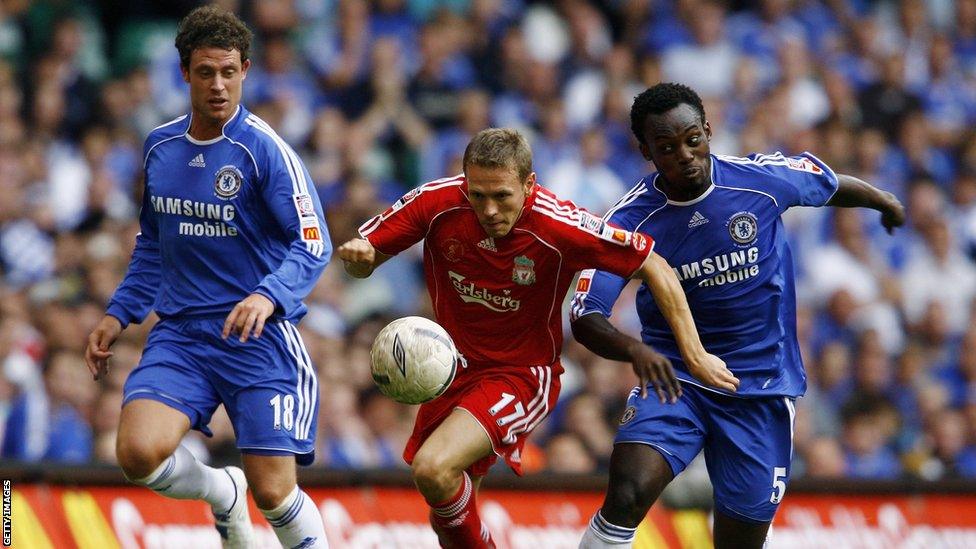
[{"xmin": 3, "ymin": 465, "xmax": 976, "ymax": 548}]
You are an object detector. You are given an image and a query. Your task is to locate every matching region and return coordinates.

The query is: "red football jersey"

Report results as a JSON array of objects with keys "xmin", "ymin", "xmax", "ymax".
[{"xmin": 359, "ymin": 175, "xmax": 654, "ymax": 368}]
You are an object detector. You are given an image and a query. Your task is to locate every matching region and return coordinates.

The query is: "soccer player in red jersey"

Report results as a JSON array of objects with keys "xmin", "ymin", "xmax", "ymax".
[{"xmin": 338, "ymin": 128, "xmax": 737, "ymax": 548}]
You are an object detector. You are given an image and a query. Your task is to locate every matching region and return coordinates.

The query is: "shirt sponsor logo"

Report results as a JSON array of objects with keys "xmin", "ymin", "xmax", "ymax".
[
  {"xmin": 449, "ymin": 271, "xmax": 521, "ymax": 312},
  {"xmin": 188, "ymin": 153, "xmax": 206, "ymax": 168},
  {"xmin": 512, "ymin": 255, "xmax": 536, "ymax": 286},
  {"xmin": 672, "ymin": 246, "xmax": 760, "ymax": 281},
  {"xmin": 214, "ymin": 165, "xmax": 243, "ymax": 199},
  {"xmin": 293, "ymin": 193, "xmax": 316, "ymax": 218},
  {"xmin": 728, "ymin": 212, "xmax": 758, "ymax": 245}
]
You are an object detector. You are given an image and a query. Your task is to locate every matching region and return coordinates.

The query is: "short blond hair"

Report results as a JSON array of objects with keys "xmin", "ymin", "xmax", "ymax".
[{"xmin": 463, "ymin": 128, "xmax": 533, "ymax": 182}]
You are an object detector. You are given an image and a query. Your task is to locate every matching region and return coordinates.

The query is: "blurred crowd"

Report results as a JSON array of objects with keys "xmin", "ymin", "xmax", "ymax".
[{"xmin": 2, "ymin": 0, "xmax": 976, "ymax": 484}]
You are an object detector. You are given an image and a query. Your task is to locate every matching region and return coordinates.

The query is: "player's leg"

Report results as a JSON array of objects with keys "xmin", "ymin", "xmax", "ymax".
[
  {"xmin": 712, "ymin": 513, "xmax": 771, "ymax": 549},
  {"xmin": 117, "ymin": 401, "xmax": 244, "ymax": 519},
  {"xmin": 118, "ymin": 320, "xmax": 248, "ymax": 547},
  {"xmin": 241, "ymin": 454, "xmax": 327, "ymax": 549},
  {"xmin": 580, "ymin": 387, "xmax": 706, "ymax": 548},
  {"xmin": 412, "ymin": 408, "xmax": 495, "ymax": 549},
  {"xmin": 218, "ymin": 319, "xmax": 327, "ymax": 548},
  {"xmin": 703, "ymin": 395, "xmax": 795, "ymax": 549}
]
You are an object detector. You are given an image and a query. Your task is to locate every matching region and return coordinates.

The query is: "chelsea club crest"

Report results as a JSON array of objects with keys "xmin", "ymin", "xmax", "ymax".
[
  {"xmin": 727, "ymin": 211, "xmax": 758, "ymax": 245},
  {"xmin": 214, "ymin": 165, "xmax": 244, "ymax": 200}
]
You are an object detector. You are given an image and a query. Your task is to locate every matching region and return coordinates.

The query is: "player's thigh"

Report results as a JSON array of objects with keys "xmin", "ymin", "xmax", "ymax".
[
  {"xmin": 120, "ymin": 320, "xmax": 222, "ymax": 452},
  {"xmin": 713, "ymin": 511, "xmax": 771, "ymax": 549},
  {"xmin": 117, "ymin": 399, "xmax": 191, "ymax": 463},
  {"xmin": 413, "ymin": 408, "xmax": 494, "ymax": 473},
  {"xmin": 702, "ymin": 395, "xmax": 795, "ymax": 524},
  {"xmin": 406, "ymin": 364, "xmax": 561, "ymax": 476},
  {"xmin": 209, "ymin": 319, "xmax": 319, "ymax": 464},
  {"xmin": 613, "ymin": 385, "xmax": 707, "ymax": 479}
]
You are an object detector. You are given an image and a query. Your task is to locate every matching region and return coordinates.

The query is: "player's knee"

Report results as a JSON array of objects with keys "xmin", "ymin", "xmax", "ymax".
[
  {"xmin": 411, "ymin": 453, "xmax": 459, "ymax": 500},
  {"xmin": 116, "ymin": 436, "xmax": 168, "ymax": 481},
  {"xmin": 604, "ymin": 473, "xmax": 657, "ymax": 527},
  {"xmin": 250, "ymin": 479, "xmax": 296, "ymax": 510}
]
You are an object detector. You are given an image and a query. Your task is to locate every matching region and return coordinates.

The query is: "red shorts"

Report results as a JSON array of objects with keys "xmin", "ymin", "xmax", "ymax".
[{"xmin": 402, "ymin": 361, "xmax": 563, "ymax": 476}]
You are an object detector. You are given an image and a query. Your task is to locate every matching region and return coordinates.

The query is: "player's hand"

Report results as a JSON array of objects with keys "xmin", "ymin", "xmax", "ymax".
[
  {"xmin": 337, "ymin": 238, "xmax": 377, "ymax": 277},
  {"xmin": 85, "ymin": 315, "xmax": 122, "ymax": 381},
  {"xmin": 222, "ymin": 293, "xmax": 276, "ymax": 343},
  {"xmin": 686, "ymin": 353, "xmax": 739, "ymax": 392},
  {"xmin": 627, "ymin": 341, "xmax": 682, "ymax": 403},
  {"xmin": 879, "ymin": 191, "xmax": 906, "ymax": 234}
]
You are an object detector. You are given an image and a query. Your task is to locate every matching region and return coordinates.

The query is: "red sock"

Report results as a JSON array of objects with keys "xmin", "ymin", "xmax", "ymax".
[{"xmin": 429, "ymin": 472, "xmax": 494, "ymax": 548}]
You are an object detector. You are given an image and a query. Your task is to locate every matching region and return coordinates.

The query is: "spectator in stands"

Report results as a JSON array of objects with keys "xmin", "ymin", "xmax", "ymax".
[
  {"xmin": 0, "ymin": 0, "xmax": 976, "ymax": 488},
  {"xmin": 2, "ymin": 350, "xmax": 94, "ymax": 462},
  {"xmin": 841, "ymin": 398, "xmax": 902, "ymax": 479}
]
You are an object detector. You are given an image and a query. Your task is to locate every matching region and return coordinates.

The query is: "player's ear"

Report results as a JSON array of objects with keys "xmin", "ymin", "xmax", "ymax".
[
  {"xmin": 704, "ymin": 120, "xmax": 712, "ymax": 140},
  {"xmin": 638, "ymin": 142, "xmax": 653, "ymax": 161},
  {"xmin": 524, "ymin": 172, "xmax": 536, "ymax": 195},
  {"xmin": 180, "ymin": 64, "xmax": 190, "ymax": 84},
  {"xmin": 241, "ymin": 58, "xmax": 251, "ymax": 79}
]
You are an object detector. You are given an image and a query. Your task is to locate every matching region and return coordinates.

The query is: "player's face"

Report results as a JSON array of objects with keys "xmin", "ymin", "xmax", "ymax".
[
  {"xmin": 465, "ymin": 164, "xmax": 535, "ymax": 238},
  {"xmin": 182, "ymin": 47, "xmax": 250, "ymax": 132},
  {"xmin": 639, "ymin": 103, "xmax": 712, "ymax": 192}
]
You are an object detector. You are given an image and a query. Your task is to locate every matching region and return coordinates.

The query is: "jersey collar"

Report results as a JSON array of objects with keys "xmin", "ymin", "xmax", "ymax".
[{"xmin": 184, "ymin": 104, "xmax": 247, "ymax": 144}]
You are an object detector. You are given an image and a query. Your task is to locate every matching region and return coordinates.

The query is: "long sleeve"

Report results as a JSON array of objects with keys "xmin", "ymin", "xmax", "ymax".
[
  {"xmin": 253, "ymin": 140, "xmax": 332, "ymax": 319},
  {"xmin": 106, "ymin": 188, "xmax": 161, "ymax": 328}
]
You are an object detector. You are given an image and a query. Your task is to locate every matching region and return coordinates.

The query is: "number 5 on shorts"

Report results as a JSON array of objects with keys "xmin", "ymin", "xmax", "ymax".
[
  {"xmin": 770, "ymin": 466, "xmax": 787, "ymax": 504},
  {"xmin": 489, "ymin": 392, "xmax": 525, "ymax": 427}
]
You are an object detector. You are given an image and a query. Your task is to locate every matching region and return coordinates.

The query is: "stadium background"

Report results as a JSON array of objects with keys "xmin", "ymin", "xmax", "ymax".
[{"xmin": 2, "ymin": 0, "xmax": 976, "ymax": 546}]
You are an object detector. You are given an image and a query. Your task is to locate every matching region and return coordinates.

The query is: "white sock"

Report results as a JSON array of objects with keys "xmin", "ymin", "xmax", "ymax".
[
  {"xmin": 579, "ymin": 511, "xmax": 636, "ymax": 548},
  {"xmin": 131, "ymin": 445, "xmax": 237, "ymax": 513},
  {"xmin": 260, "ymin": 486, "xmax": 328, "ymax": 549}
]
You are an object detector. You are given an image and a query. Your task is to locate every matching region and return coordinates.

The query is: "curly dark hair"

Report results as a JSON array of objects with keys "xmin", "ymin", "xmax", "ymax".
[
  {"xmin": 630, "ymin": 83, "xmax": 707, "ymax": 146},
  {"xmin": 175, "ymin": 6, "xmax": 252, "ymax": 69}
]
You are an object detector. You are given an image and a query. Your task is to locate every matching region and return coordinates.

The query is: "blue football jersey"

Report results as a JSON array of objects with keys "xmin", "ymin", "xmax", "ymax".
[
  {"xmin": 106, "ymin": 106, "xmax": 331, "ymax": 325},
  {"xmin": 572, "ymin": 153, "xmax": 838, "ymax": 397}
]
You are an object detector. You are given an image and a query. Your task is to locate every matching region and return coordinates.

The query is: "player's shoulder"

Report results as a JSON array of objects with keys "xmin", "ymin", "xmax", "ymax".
[
  {"xmin": 715, "ymin": 151, "xmax": 831, "ymax": 180},
  {"xmin": 603, "ymin": 175, "xmax": 666, "ymax": 223},
  {"xmin": 143, "ymin": 114, "xmax": 189, "ymax": 159},
  {"xmin": 231, "ymin": 109, "xmax": 287, "ymax": 154},
  {"xmin": 531, "ymin": 185, "xmax": 586, "ymax": 229},
  {"xmin": 396, "ymin": 174, "xmax": 468, "ymax": 213},
  {"xmin": 417, "ymin": 174, "xmax": 467, "ymax": 202}
]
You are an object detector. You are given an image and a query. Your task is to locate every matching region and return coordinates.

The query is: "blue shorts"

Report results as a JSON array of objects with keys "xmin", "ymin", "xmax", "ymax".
[
  {"xmin": 615, "ymin": 383, "xmax": 795, "ymax": 523},
  {"xmin": 123, "ymin": 317, "xmax": 319, "ymax": 465}
]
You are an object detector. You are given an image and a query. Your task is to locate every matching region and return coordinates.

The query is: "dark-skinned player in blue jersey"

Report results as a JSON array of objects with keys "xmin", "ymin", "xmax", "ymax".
[{"xmin": 574, "ymin": 82, "xmax": 905, "ymax": 549}]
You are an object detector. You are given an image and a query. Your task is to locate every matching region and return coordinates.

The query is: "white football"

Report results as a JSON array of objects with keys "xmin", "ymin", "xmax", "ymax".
[{"xmin": 370, "ymin": 316, "xmax": 458, "ymax": 405}]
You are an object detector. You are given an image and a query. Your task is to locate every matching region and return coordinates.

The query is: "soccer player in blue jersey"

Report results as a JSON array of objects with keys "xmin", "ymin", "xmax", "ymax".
[
  {"xmin": 574, "ymin": 83, "xmax": 905, "ymax": 548},
  {"xmin": 83, "ymin": 7, "xmax": 330, "ymax": 548}
]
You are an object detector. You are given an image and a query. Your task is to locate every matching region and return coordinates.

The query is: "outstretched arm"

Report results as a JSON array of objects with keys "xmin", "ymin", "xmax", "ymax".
[
  {"xmin": 337, "ymin": 238, "xmax": 392, "ymax": 278},
  {"xmin": 572, "ymin": 312, "xmax": 682, "ymax": 403},
  {"xmin": 827, "ymin": 174, "xmax": 906, "ymax": 233},
  {"xmin": 633, "ymin": 252, "xmax": 739, "ymax": 392}
]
